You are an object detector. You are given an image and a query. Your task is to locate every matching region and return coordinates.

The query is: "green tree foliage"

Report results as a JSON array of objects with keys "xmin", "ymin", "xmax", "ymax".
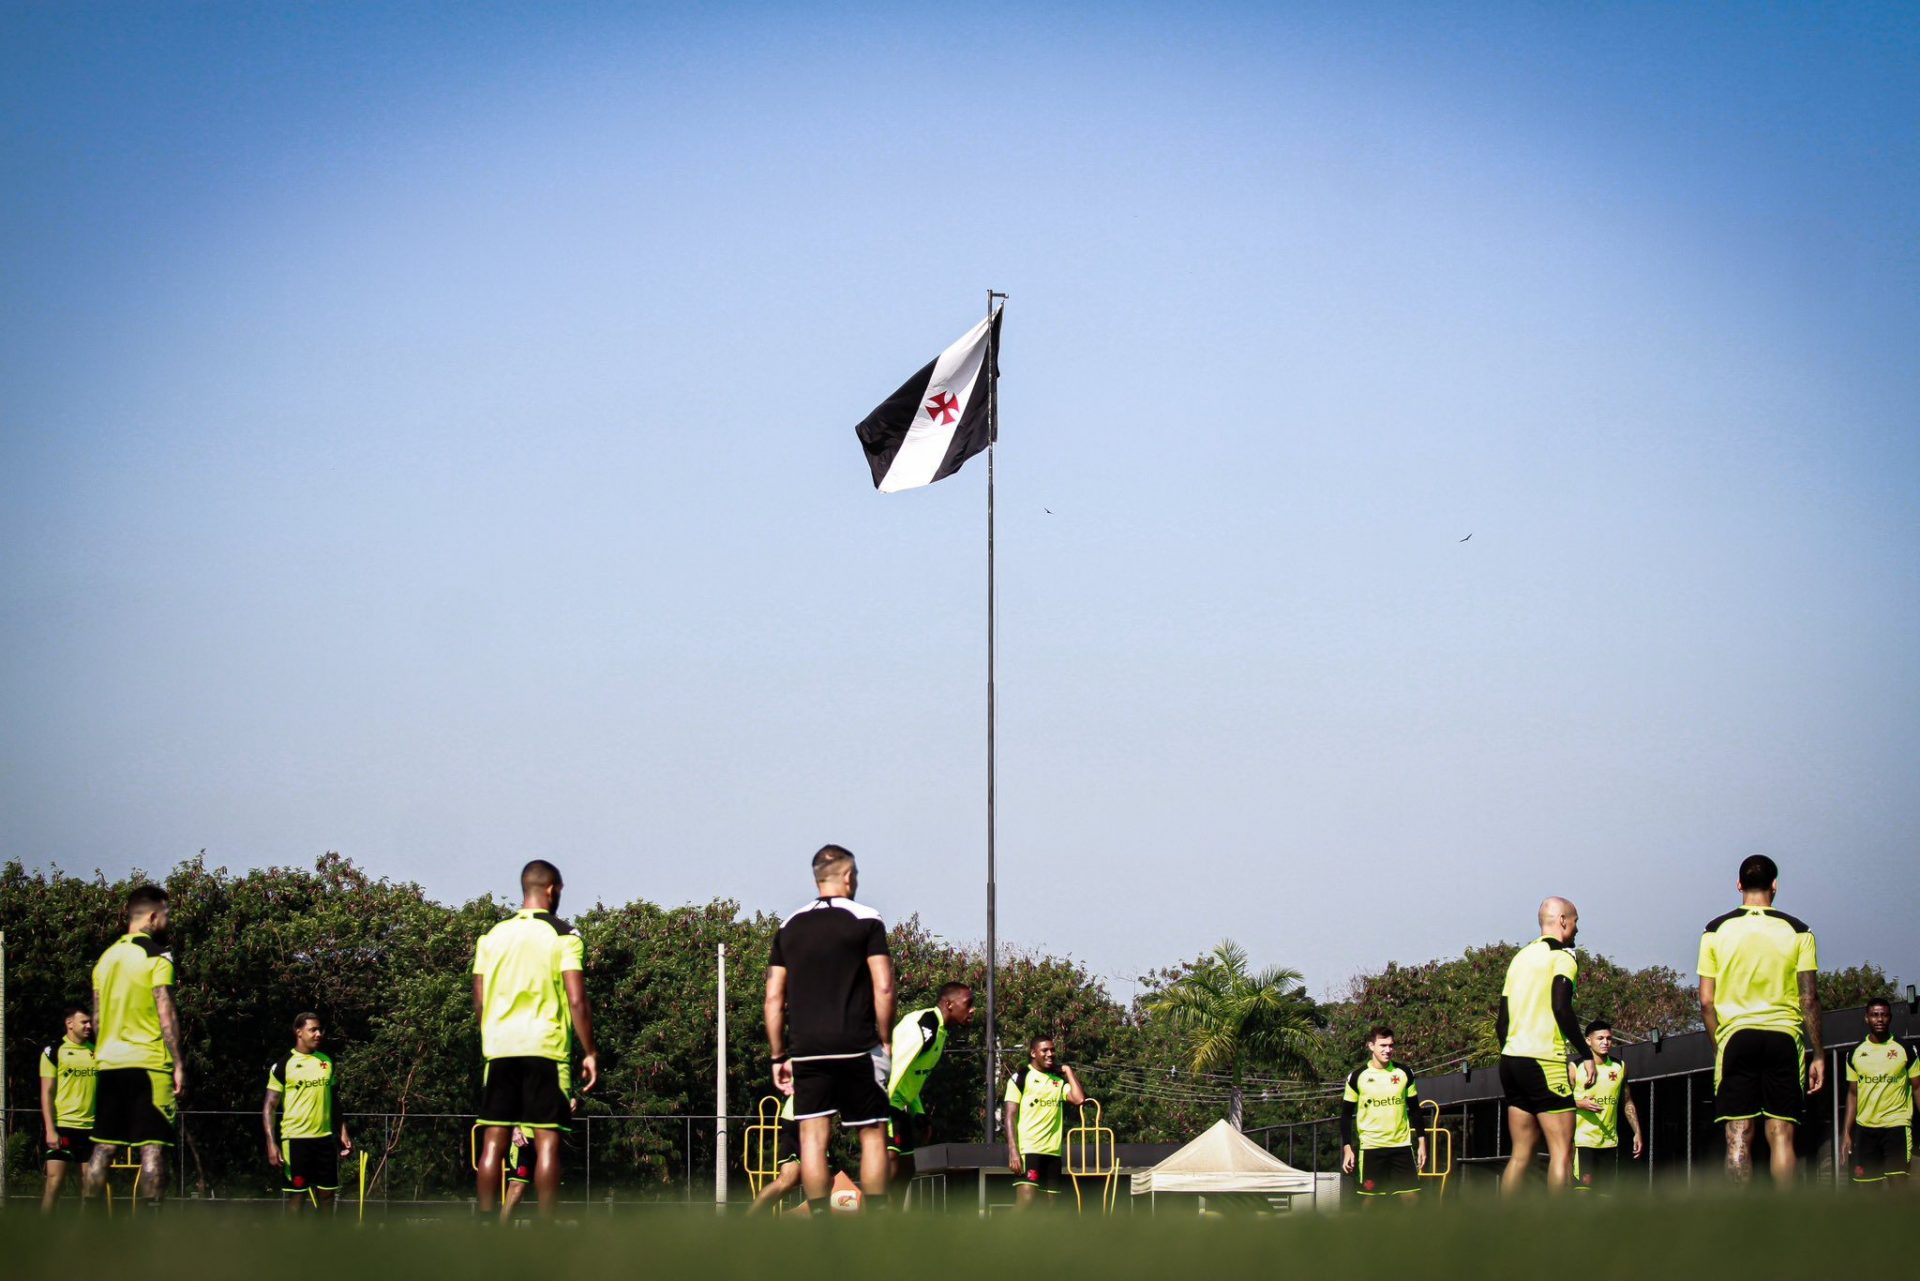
[
  {"xmin": 1142, "ymin": 941, "xmax": 1319, "ymax": 1131},
  {"xmin": 1816, "ymin": 963, "xmax": 1900, "ymax": 1011},
  {"xmin": 1327, "ymin": 945, "xmax": 1900, "ymax": 1078}
]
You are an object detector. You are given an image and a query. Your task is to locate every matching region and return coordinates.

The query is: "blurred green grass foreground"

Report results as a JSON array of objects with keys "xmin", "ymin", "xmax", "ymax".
[{"xmin": 0, "ymin": 1196, "xmax": 1891, "ymax": 1281}]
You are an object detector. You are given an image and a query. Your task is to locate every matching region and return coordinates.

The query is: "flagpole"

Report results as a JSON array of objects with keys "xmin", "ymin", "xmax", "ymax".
[{"xmin": 983, "ymin": 288, "xmax": 1005, "ymax": 1147}]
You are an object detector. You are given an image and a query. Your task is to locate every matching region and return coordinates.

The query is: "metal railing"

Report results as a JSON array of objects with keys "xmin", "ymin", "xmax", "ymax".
[{"xmin": 4, "ymin": 1108, "xmax": 780, "ymax": 1209}]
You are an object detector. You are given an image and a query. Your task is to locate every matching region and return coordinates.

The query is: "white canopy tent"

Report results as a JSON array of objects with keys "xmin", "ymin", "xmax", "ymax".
[{"xmin": 1130, "ymin": 1120, "xmax": 1316, "ymax": 1201}]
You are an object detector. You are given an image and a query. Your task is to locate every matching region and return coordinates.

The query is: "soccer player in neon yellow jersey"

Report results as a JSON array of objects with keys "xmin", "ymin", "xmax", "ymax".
[
  {"xmin": 473, "ymin": 859, "xmax": 599, "ymax": 1219},
  {"xmin": 38, "ymin": 1004, "xmax": 96, "ymax": 1212},
  {"xmin": 1698, "ymin": 853, "xmax": 1823, "ymax": 1187},
  {"xmin": 886, "ymin": 982, "xmax": 974, "ymax": 1188},
  {"xmin": 1004, "ymin": 1034, "xmax": 1087, "ymax": 1210},
  {"xmin": 1571, "ymin": 1019, "xmax": 1643, "ymax": 1194},
  {"xmin": 1839, "ymin": 997, "xmax": 1917, "ymax": 1189},
  {"xmin": 263, "ymin": 1012, "xmax": 353, "ymax": 1212},
  {"xmin": 1497, "ymin": 896, "xmax": 1595, "ymax": 1195},
  {"xmin": 82, "ymin": 884, "xmax": 186, "ymax": 1209},
  {"xmin": 1340, "ymin": 1026, "xmax": 1427, "ymax": 1205}
]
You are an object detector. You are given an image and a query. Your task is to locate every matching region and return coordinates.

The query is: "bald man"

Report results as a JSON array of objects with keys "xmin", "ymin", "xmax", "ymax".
[{"xmin": 1497, "ymin": 898, "xmax": 1596, "ymax": 1194}]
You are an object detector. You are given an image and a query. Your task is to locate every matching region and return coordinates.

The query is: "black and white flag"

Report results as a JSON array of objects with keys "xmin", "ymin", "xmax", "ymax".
[{"xmin": 855, "ymin": 309, "xmax": 1002, "ymax": 493}]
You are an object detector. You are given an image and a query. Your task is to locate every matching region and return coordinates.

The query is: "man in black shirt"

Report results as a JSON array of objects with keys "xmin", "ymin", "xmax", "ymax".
[{"xmin": 765, "ymin": 844, "xmax": 896, "ymax": 1215}]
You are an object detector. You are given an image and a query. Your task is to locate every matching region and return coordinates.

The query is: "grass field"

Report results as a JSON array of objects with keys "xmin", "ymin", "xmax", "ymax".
[{"xmin": 0, "ymin": 1195, "xmax": 1896, "ymax": 1280}]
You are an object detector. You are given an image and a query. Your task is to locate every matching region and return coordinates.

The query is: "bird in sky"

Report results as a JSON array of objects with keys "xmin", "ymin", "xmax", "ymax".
[{"xmin": 1459, "ymin": 533, "xmax": 1472, "ymax": 542}]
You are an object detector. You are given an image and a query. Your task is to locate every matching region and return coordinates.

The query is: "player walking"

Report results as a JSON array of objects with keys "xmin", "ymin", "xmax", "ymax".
[
  {"xmin": 38, "ymin": 1004, "xmax": 96, "ymax": 1212},
  {"xmin": 1571, "ymin": 1019, "xmax": 1643, "ymax": 1193},
  {"xmin": 263, "ymin": 1012, "xmax": 353, "ymax": 1212},
  {"xmin": 472, "ymin": 859, "xmax": 599, "ymax": 1219},
  {"xmin": 1004, "ymin": 1034, "xmax": 1087, "ymax": 1210},
  {"xmin": 1497, "ymin": 897, "xmax": 1594, "ymax": 1195},
  {"xmin": 1699, "ymin": 854, "xmax": 1823, "ymax": 1186},
  {"xmin": 765, "ymin": 845, "xmax": 896, "ymax": 1215},
  {"xmin": 82, "ymin": 885, "xmax": 185, "ymax": 1210},
  {"xmin": 1839, "ymin": 997, "xmax": 1917, "ymax": 1189},
  {"xmin": 1340, "ymin": 1026, "xmax": 1426, "ymax": 1204},
  {"xmin": 886, "ymin": 982, "xmax": 975, "ymax": 1189}
]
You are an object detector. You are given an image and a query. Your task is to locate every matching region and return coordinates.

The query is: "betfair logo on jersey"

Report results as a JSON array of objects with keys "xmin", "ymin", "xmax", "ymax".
[
  {"xmin": 284, "ymin": 1076, "xmax": 329, "ymax": 1092},
  {"xmin": 1359, "ymin": 1096, "xmax": 1403, "ymax": 1110}
]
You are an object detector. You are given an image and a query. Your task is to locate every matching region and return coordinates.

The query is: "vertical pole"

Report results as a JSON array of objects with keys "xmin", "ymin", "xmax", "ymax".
[
  {"xmin": 1, "ymin": 929, "xmax": 7, "ymax": 1212},
  {"xmin": 1647, "ymin": 1080, "xmax": 1656, "ymax": 1190},
  {"xmin": 1685, "ymin": 1078, "xmax": 1692, "ymax": 1188},
  {"xmin": 716, "ymin": 943, "xmax": 729, "ymax": 1211},
  {"xmin": 983, "ymin": 289, "xmax": 1005, "ymax": 1143},
  {"xmin": 1830, "ymin": 1046, "xmax": 1841, "ymax": 1190}
]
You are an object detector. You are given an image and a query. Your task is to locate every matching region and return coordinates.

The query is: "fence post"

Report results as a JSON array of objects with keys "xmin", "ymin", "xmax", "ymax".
[
  {"xmin": 1, "ymin": 929, "xmax": 8, "ymax": 1212},
  {"xmin": 1647, "ymin": 1079, "xmax": 1656, "ymax": 1190},
  {"xmin": 1830, "ymin": 1046, "xmax": 1842, "ymax": 1190},
  {"xmin": 715, "ymin": 942, "xmax": 728, "ymax": 1212},
  {"xmin": 585, "ymin": 1114, "xmax": 592, "ymax": 1205}
]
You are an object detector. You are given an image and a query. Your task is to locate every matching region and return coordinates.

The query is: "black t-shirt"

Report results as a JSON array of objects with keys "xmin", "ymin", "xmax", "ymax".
[{"xmin": 768, "ymin": 897, "xmax": 890, "ymax": 1058}]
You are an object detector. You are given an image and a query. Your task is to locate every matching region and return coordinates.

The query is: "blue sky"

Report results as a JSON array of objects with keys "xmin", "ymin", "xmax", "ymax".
[{"xmin": 4, "ymin": 2, "xmax": 1915, "ymax": 1000}]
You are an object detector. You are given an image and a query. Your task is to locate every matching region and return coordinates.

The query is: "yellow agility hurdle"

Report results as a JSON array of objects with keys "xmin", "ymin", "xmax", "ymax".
[
  {"xmin": 1416, "ymin": 1098, "xmax": 1454, "ymax": 1197},
  {"xmin": 1064, "ymin": 1099, "xmax": 1119, "ymax": 1214},
  {"xmin": 103, "ymin": 1144, "xmax": 142, "ymax": 1215},
  {"xmin": 742, "ymin": 1095, "xmax": 784, "ymax": 1202}
]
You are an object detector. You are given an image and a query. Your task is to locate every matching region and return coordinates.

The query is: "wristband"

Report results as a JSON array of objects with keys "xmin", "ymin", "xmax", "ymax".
[{"xmin": 772, "ymin": 1054, "xmax": 790, "ymax": 1065}]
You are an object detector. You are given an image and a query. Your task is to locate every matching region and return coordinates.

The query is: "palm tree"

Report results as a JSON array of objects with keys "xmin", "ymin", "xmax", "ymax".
[{"xmin": 1145, "ymin": 940, "xmax": 1320, "ymax": 1131}]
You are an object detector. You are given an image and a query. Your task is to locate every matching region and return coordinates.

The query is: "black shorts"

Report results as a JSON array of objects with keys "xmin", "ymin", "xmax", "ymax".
[
  {"xmin": 1501, "ymin": 1055, "xmax": 1574, "ymax": 1115},
  {"xmin": 280, "ymin": 1136, "xmax": 340, "ymax": 1193},
  {"xmin": 1020, "ymin": 1152, "xmax": 1064, "ymax": 1193},
  {"xmin": 792, "ymin": 1049, "xmax": 889, "ymax": 1127},
  {"xmin": 1356, "ymin": 1145, "xmax": 1419, "ymax": 1196},
  {"xmin": 44, "ymin": 1126, "xmax": 91, "ymax": 1163},
  {"xmin": 887, "ymin": 1105, "xmax": 924, "ymax": 1155},
  {"xmin": 1713, "ymin": 1029, "xmax": 1804, "ymax": 1124},
  {"xmin": 479, "ymin": 1057, "xmax": 572, "ymax": 1129},
  {"xmin": 1573, "ymin": 1145, "xmax": 1619, "ymax": 1193},
  {"xmin": 93, "ymin": 1067, "xmax": 176, "ymax": 1147},
  {"xmin": 1850, "ymin": 1125, "xmax": 1912, "ymax": 1183}
]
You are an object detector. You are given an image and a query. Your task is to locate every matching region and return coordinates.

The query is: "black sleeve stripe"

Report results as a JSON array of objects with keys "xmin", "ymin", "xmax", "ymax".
[
  {"xmin": 134, "ymin": 935, "xmax": 168, "ymax": 957},
  {"xmin": 1345, "ymin": 1069, "xmax": 1361, "ymax": 1091},
  {"xmin": 1702, "ymin": 908, "xmax": 1745, "ymax": 933},
  {"xmin": 43, "ymin": 1045, "xmax": 55, "ymax": 1063},
  {"xmin": 917, "ymin": 1010, "xmax": 940, "ymax": 1048},
  {"xmin": 1769, "ymin": 909, "xmax": 1812, "ymax": 934}
]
